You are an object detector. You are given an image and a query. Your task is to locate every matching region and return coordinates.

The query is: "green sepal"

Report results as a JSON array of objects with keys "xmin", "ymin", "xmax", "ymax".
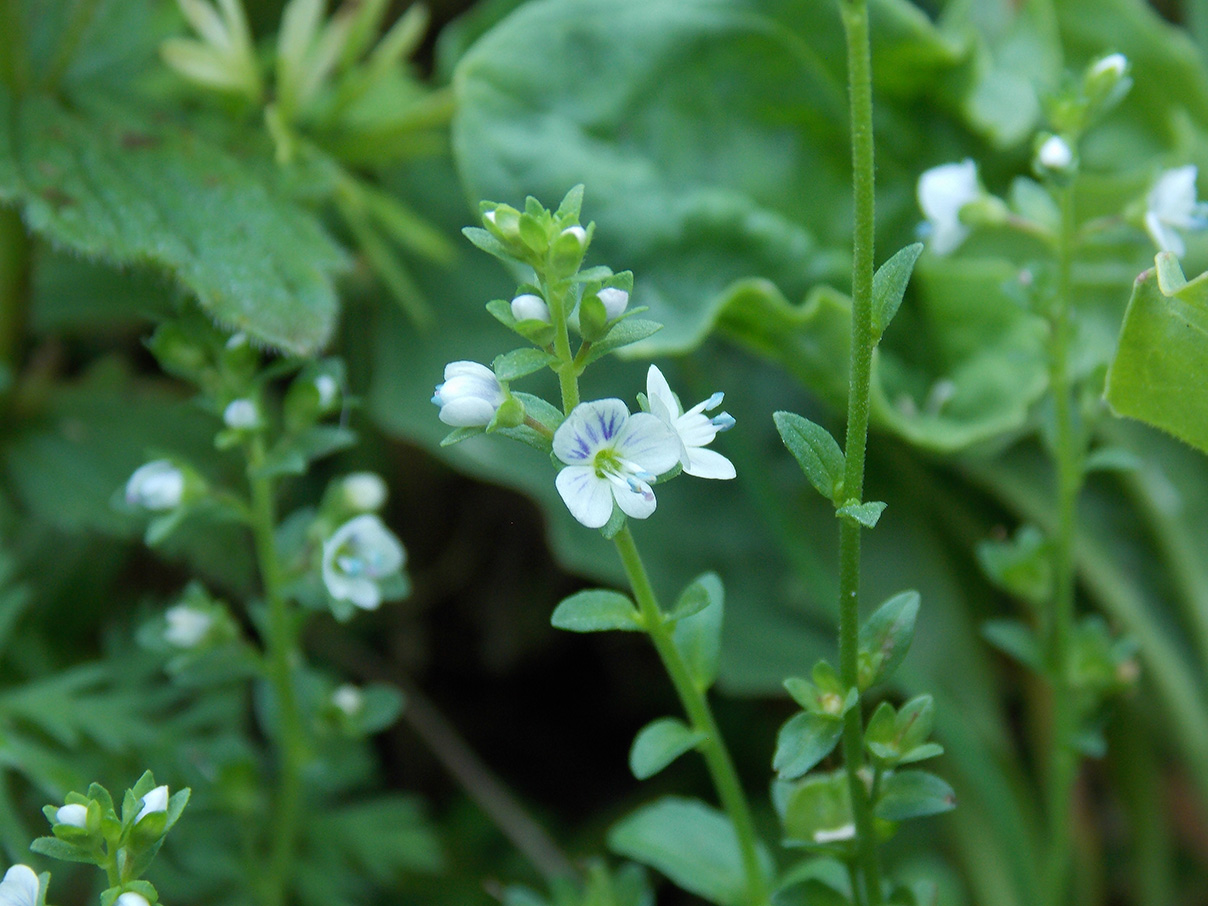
[
  {"xmin": 856, "ymin": 591, "xmax": 920, "ymax": 690},
  {"xmin": 555, "ymin": 184, "xmax": 585, "ymax": 222},
  {"xmin": 871, "ymin": 243, "xmax": 923, "ymax": 340},
  {"xmin": 628, "ymin": 717, "xmax": 705, "ymax": 780},
  {"xmin": 671, "ymin": 573, "xmax": 724, "ymax": 691},
  {"xmin": 836, "ymin": 500, "xmax": 886, "ymax": 529},
  {"xmin": 874, "ymin": 770, "xmax": 956, "ymax": 822},
  {"xmin": 493, "ymin": 348, "xmax": 557, "ymax": 382},
  {"xmin": 773, "ymin": 712, "xmax": 843, "ymax": 780},
  {"xmin": 773, "ymin": 411, "xmax": 845, "ymax": 502},
  {"xmin": 550, "ymin": 589, "xmax": 641, "ymax": 633},
  {"xmin": 599, "ymin": 504, "xmax": 628, "ymax": 539}
]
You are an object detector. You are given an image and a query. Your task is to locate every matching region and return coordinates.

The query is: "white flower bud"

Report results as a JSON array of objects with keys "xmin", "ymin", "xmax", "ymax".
[
  {"xmin": 135, "ymin": 785, "xmax": 169, "ymax": 824},
  {"xmin": 56, "ymin": 803, "xmax": 89, "ymax": 828},
  {"xmin": 342, "ymin": 473, "xmax": 388, "ymax": 512},
  {"xmin": 1089, "ymin": 53, "xmax": 1127, "ymax": 81},
  {"xmin": 163, "ymin": 605, "xmax": 213, "ymax": 649},
  {"xmin": 560, "ymin": 225, "xmax": 586, "ymax": 246},
  {"xmin": 332, "ymin": 684, "xmax": 364, "ymax": 716},
  {"xmin": 223, "ymin": 398, "xmax": 260, "ymax": 429},
  {"xmin": 314, "ymin": 374, "xmax": 339, "ymax": 408},
  {"xmin": 116, "ymin": 893, "xmax": 151, "ymax": 906},
  {"xmin": 431, "ymin": 361, "xmax": 506, "ymax": 427},
  {"xmin": 125, "ymin": 461, "xmax": 185, "ymax": 512},
  {"xmin": 597, "ymin": 287, "xmax": 629, "ymax": 320},
  {"xmin": 510, "ymin": 293, "xmax": 550, "ymax": 323},
  {"xmin": 1037, "ymin": 135, "xmax": 1074, "ymax": 171}
]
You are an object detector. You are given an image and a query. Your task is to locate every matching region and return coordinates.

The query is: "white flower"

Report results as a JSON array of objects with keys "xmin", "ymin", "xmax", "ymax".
[
  {"xmin": 115, "ymin": 894, "xmax": 150, "ymax": 906},
  {"xmin": 332, "ymin": 684, "xmax": 363, "ymax": 716},
  {"xmin": 163, "ymin": 605, "xmax": 213, "ymax": 648},
  {"xmin": 432, "ymin": 361, "xmax": 506, "ymax": 427},
  {"xmin": 917, "ymin": 159, "xmax": 982, "ymax": 255},
  {"xmin": 0, "ymin": 865, "xmax": 41, "ymax": 906},
  {"xmin": 1037, "ymin": 135, "xmax": 1073, "ymax": 171},
  {"xmin": 341, "ymin": 472, "xmax": 387, "ymax": 512},
  {"xmin": 322, "ymin": 514, "xmax": 406, "ymax": 610},
  {"xmin": 135, "ymin": 785, "xmax": 169, "ymax": 824},
  {"xmin": 1145, "ymin": 166, "xmax": 1208, "ymax": 257},
  {"xmin": 645, "ymin": 366, "xmax": 736, "ymax": 480},
  {"xmin": 223, "ymin": 398, "xmax": 260, "ymax": 429},
  {"xmin": 597, "ymin": 288, "xmax": 629, "ymax": 320},
  {"xmin": 55, "ymin": 804, "xmax": 89, "ymax": 828},
  {"xmin": 552, "ymin": 399, "xmax": 680, "ymax": 528},
  {"xmin": 510, "ymin": 293, "xmax": 550, "ymax": 323},
  {"xmin": 125, "ymin": 460, "xmax": 185, "ymax": 511},
  {"xmin": 314, "ymin": 374, "xmax": 339, "ymax": 408}
]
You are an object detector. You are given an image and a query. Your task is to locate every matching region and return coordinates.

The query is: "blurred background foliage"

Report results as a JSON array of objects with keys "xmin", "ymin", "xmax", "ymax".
[{"xmin": 0, "ymin": 0, "xmax": 1207, "ymax": 905}]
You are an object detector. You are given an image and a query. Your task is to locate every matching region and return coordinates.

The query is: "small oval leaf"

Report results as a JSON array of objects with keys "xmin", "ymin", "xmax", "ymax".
[
  {"xmin": 551, "ymin": 589, "xmax": 640, "ymax": 632},
  {"xmin": 874, "ymin": 770, "xmax": 956, "ymax": 822},
  {"xmin": 774, "ymin": 412, "xmax": 845, "ymax": 502},
  {"xmin": 629, "ymin": 717, "xmax": 705, "ymax": 780}
]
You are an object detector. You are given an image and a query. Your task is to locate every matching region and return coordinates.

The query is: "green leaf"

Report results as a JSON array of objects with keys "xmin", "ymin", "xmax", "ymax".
[
  {"xmin": 874, "ymin": 770, "xmax": 956, "ymax": 822},
  {"xmin": 608, "ymin": 797, "xmax": 772, "ymax": 906},
  {"xmin": 0, "ymin": 90, "xmax": 345, "ymax": 355},
  {"xmin": 773, "ymin": 712, "xmax": 842, "ymax": 780},
  {"xmin": 493, "ymin": 348, "xmax": 557, "ymax": 382},
  {"xmin": 981, "ymin": 619, "xmax": 1043, "ymax": 671},
  {"xmin": 1105, "ymin": 256, "xmax": 1208, "ymax": 455},
  {"xmin": 672, "ymin": 573, "xmax": 724, "ymax": 690},
  {"xmin": 581, "ymin": 318, "xmax": 664, "ymax": 366},
  {"xmin": 781, "ymin": 771, "xmax": 853, "ymax": 847},
  {"xmin": 629, "ymin": 717, "xmax": 704, "ymax": 780},
  {"xmin": 837, "ymin": 500, "xmax": 886, "ymax": 528},
  {"xmin": 550, "ymin": 589, "xmax": 640, "ymax": 632},
  {"xmin": 871, "ymin": 243, "xmax": 923, "ymax": 339},
  {"xmin": 976, "ymin": 525, "xmax": 1052, "ymax": 607},
  {"xmin": 857, "ymin": 590, "xmax": 920, "ymax": 689},
  {"xmin": 669, "ymin": 572, "xmax": 718, "ymax": 621},
  {"xmin": 30, "ymin": 835, "xmax": 96, "ymax": 864},
  {"xmin": 773, "ymin": 412, "xmax": 845, "ymax": 502}
]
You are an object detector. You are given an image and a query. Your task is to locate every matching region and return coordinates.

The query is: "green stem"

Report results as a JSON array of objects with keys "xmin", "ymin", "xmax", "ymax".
[
  {"xmin": 613, "ymin": 525, "xmax": 768, "ymax": 906},
  {"xmin": 838, "ymin": 1, "xmax": 883, "ymax": 903},
  {"xmin": 543, "ymin": 275, "xmax": 580, "ymax": 412},
  {"xmin": 0, "ymin": 206, "xmax": 30, "ymax": 382},
  {"xmin": 0, "ymin": 0, "xmax": 27, "ymax": 93},
  {"xmin": 1041, "ymin": 184, "xmax": 1082, "ymax": 906},
  {"xmin": 247, "ymin": 437, "xmax": 306, "ymax": 906}
]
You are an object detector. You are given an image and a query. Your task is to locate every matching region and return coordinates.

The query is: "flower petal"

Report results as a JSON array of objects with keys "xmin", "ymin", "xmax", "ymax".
[
  {"xmin": 612, "ymin": 478, "xmax": 658, "ymax": 520},
  {"xmin": 614, "ymin": 412, "xmax": 681, "ymax": 475},
  {"xmin": 675, "ymin": 411, "xmax": 721, "ymax": 448},
  {"xmin": 1146, "ymin": 210, "xmax": 1186, "ymax": 257},
  {"xmin": 553, "ymin": 399, "xmax": 630, "ymax": 464},
  {"xmin": 684, "ymin": 447, "xmax": 736, "ymax": 480},
  {"xmin": 556, "ymin": 466, "xmax": 614, "ymax": 528},
  {"xmin": 645, "ymin": 365, "xmax": 681, "ymax": 421},
  {"xmin": 1150, "ymin": 165, "xmax": 1198, "ymax": 226},
  {"xmin": 0, "ymin": 866, "xmax": 39, "ymax": 906}
]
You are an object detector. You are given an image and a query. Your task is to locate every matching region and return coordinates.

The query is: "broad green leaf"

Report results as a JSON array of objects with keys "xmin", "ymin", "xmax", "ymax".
[
  {"xmin": 773, "ymin": 412, "xmax": 845, "ymax": 502},
  {"xmin": 628, "ymin": 717, "xmax": 704, "ymax": 780},
  {"xmin": 781, "ymin": 771, "xmax": 853, "ymax": 847},
  {"xmin": 672, "ymin": 573, "xmax": 724, "ymax": 690},
  {"xmin": 871, "ymin": 243, "xmax": 924, "ymax": 339},
  {"xmin": 0, "ymin": 90, "xmax": 345, "ymax": 355},
  {"xmin": 773, "ymin": 712, "xmax": 842, "ymax": 780},
  {"xmin": 1105, "ymin": 257, "xmax": 1208, "ymax": 454},
  {"xmin": 837, "ymin": 500, "xmax": 886, "ymax": 529},
  {"xmin": 874, "ymin": 770, "xmax": 957, "ymax": 822},
  {"xmin": 857, "ymin": 591, "xmax": 919, "ymax": 690},
  {"xmin": 608, "ymin": 797, "xmax": 773, "ymax": 906},
  {"xmin": 550, "ymin": 589, "xmax": 640, "ymax": 632}
]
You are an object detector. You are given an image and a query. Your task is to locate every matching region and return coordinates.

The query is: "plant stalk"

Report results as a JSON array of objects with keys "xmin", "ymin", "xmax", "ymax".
[
  {"xmin": 837, "ymin": 1, "xmax": 883, "ymax": 903},
  {"xmin": 0, "ymin": 206, "xmax": 30, "ymax": 383},
  {"xmin": 248, "ymin": 437, "xmax": 306, "ymax": 906},
  {"xmin": 544, "ymin": 275, "xmax": 580, "ymax": 412},
  {"xmin": 614, "ymin": 524, "xmax": 768, "ymax": 906}
]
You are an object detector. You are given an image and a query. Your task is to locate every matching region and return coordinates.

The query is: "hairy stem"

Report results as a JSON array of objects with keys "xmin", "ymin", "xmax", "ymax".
[
  {"xmin": 544, "ymin": 275, "xmax": 580, "ymax": 413},
  {"xmin": 838, "ymin": 1, "xmax": 883, "ymax": 903},
  {"xmin": 248, "ymin": 438, "xmax": 306, "ymax": 906},
  {"xmin": 614, "ymin": 524, "xmax": 768, "ymax": 906}
]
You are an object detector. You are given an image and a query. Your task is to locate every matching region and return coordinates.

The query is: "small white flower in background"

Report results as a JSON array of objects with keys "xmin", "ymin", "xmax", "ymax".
[
  {"xmin": 322, "ymin": 514, "xmax": 406, "ymax": 610},
  {"xmin": 125, "ymin": 460, "xmax": 185, "ymax": 512},
  {"xmin": 0, "ymin": 865, "xmax": 41, "ymax": 906},
  {"xmin": 135, "ymin": 785, "xmax": 169, "ymax": 824},
  {"xmin": 55, "ymin": 804, "xmax": 89, "ymax": 828},
  {"xmin": 510, "ymin": 293, "xmax": 550, "ymax": 323},
  {"xmin": 432, "ymin": 361, "xmax": 506, "ymax": 427},
  {"xmin": 163, "ymin": 605, "xmax": 213, "ymax": 649},
  {"xmin": 115, "ymin": 893, "xmax": 151, "ymax": 906},
  {"xmin": 597, "ymin": 287, "xmax": 629, "ymax": 320},
  {"xmin": 314, "ymin": 374, "xmax": 339, "ymax": 408},
  {"xmin": 1145, "ymin": 166, "xmax": 1208, "ymax": 257},
  {"xmin": 332, "ymin": 684, "xmax": 364, "ymax": 716},
  {"xmin": 645, "ymin": 366, "xmax": 736, "ymax": 480},
  {"xmin": 917, "ymin": 159, "xmax": 982, "ymax": 255},
  {"xmin": 1037, "ymin": 135, "xmax": 1074, "ymax": 171},
  {"xmin": 342, "ymin": 472, "xmax": 387, "ymax": 512},
  {"xmin": 223, "ymin": 398, "xmax": 260, "ymax": 430},
  {"xmin": 552, "ymin": 399, "xmax": 680, "ymax": 528}
]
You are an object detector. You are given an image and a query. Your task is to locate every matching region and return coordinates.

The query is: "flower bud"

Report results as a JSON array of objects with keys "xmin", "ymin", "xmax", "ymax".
[
  {"xmin": 483, "ymin": 205, "xmax": 522, "ymax": 244},
  {"xmin": 322, "ymin": 515, "xmax": 407, "ymax": 610},
  {"xmin": 597, "ymin": 287, "xmax": 629, "ymax": 320},
  {"xmin": 116, "ymin": 893, "xmax": 152, "ymax": 906},
  {"xmin": 490, "ymin": 394, "xmax": 526, "ymax": 430},
  {"xmin": 56, "ymin": 803, "xmax": 89, "ymax": 828},
  {"xmin": 432, "ymin": 361, "xmax": 506, "ymax": 427},
  {"xmin": 332, "ymin": 684, "xmax": 364, "ymax": 717},
  {"xmin": 341, "ymin": 472, "xmax": 388, "ymax": 512},
  {"xmin": 1083, "ymin": 52, "xmax": 1131, "ymax": 115},
  {"xmin": 1034, "ymin": 134, "xmax": 1077, "ymax": 181},
  {"xmin": 163, "ymin": 605, "xmax": 214, "ymax": 649},
  {"xmin": 223, "ymin": 398, "xmax": 261, "ymax": 430},
  {"xmin": 510, "ymin": 293, "xmax": 550, "ymax": 323},
  {"xmin": 550, "ymin": 225, "xmax": 588, "ymax": 275},
  {"xmin": 125, "ymin": 461, "xmax": 185, "ymax": 512},
  {"xmin": 135, "ymin": 785, "xmax": 169, "ymax": 824}
]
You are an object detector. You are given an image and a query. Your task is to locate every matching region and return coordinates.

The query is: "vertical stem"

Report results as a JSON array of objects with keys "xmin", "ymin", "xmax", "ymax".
[
  {"xmin": 543, "ymin": 276, "xmax": 580, "ymax": 413},
  {"xmin": 838, "ymin": 1, "xmax": 883, "ymax": 904},
  {"xmin": 0, "ymin": 206, "xmax": 30, "ymax": 381},
  {"xmin": 0, "ymin": 0, "xmax": 27, "ymax": 93},
  {"xmin": 247, "ymin": 438, "xmax": 305, "ymax": 906},
  {"xmin": 1042, "ymin": 185, "xmax": 1082, "ymax": 906},
  {"xmin": 613, "ymin": 525, "xmax": 768, "ymax": 906}
]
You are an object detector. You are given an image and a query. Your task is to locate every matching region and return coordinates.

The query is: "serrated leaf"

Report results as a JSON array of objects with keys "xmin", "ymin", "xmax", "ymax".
[
  {"xmin": 871, "ymin": 243, "xmax": 923, "ymax": 339},
  {"xmin": 0, "ymin": 90, "xmax": 345, "ymax": 354},
  {"xmin": 836, "ymin": 500, "xmax": 886, "ymax": 528},
  {"xmin": 857, "ymin": 590, "xmax": 920, "ymax": 689},
  {"xmin": 493, "ymin": 348, "xmax": 557, "ymax": 382},
  {"xmin": 629, "ymin": 717, "xmax": 704, "ymax": 780},
  {"xmin": 774, "ymin": 412, "xmax": 845, "ymax": 502},
  {"xmin": 672, "ymin": 573, "xmax": 724, "ymax": 690},
  {"xmin": 550, "ymin": 589, "xmax": 640, "ymax": 632},
  {"xmin": 608, "ymin": 797, "xmax": 772, "ymax": 906},
  {"xmin": 773, "ymin": 712, "xmax": 842, "ymax": 780},
  {"xmin": 874, "ymin": 770, "xmax": 956, "ymax": 821}
]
